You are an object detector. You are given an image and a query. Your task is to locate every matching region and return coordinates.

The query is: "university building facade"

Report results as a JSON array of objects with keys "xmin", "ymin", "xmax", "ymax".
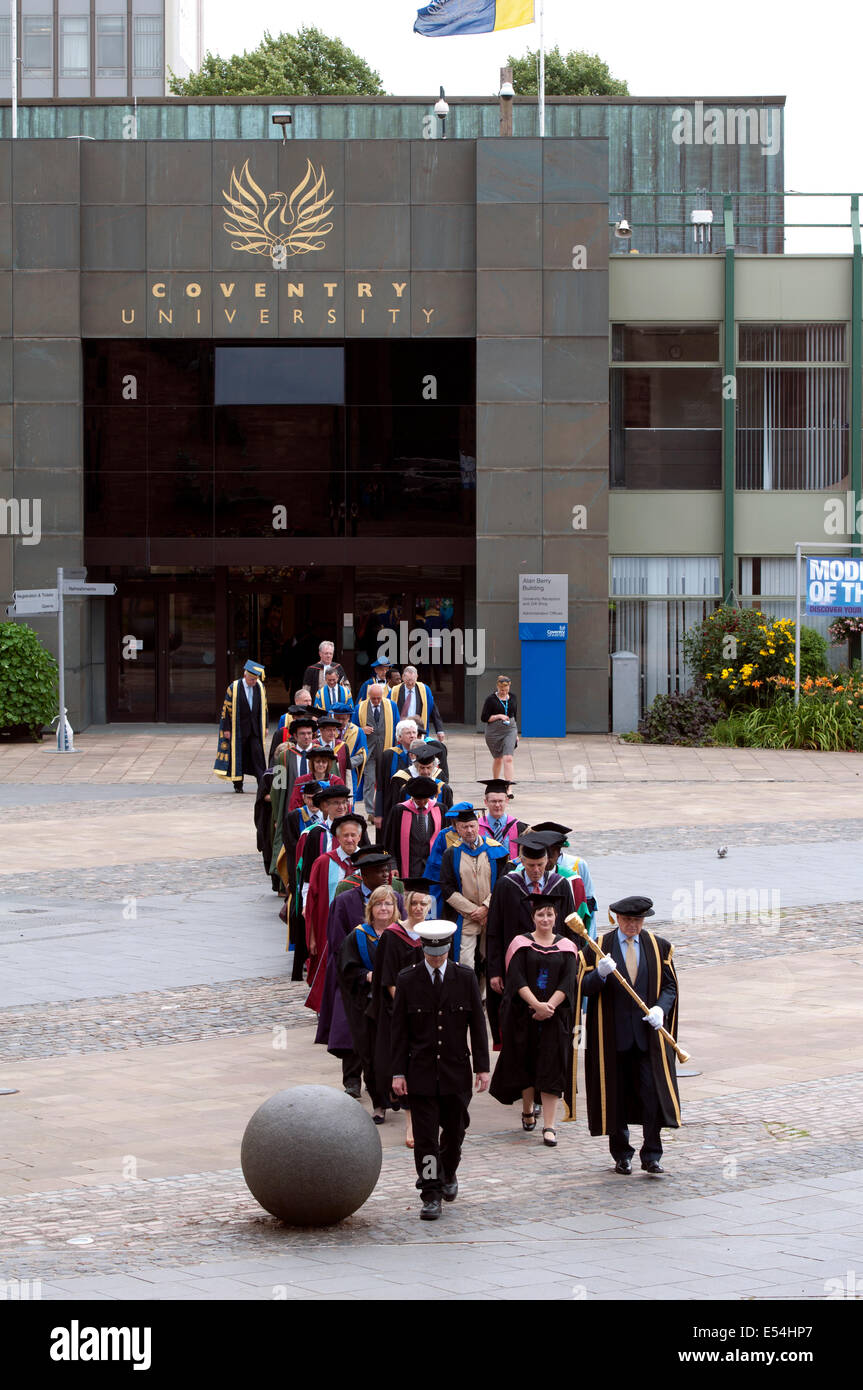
[{"xmin": 1, "ymin": 95, "xmax": 859, "ymax": 729}]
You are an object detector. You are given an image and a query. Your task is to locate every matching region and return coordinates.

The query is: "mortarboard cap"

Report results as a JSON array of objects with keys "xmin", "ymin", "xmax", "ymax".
[
  {"xmin": 313, "ymin": 782, "xmax": 350, "ymax": 806},
  {"xmin": 350, "ymin": 846, "xmax": 394, "ymax": 868},
  {"xmin": 409, "ymin": 775, "xmax": 439, "ymax": 799},
  {"xmin": 608, "ymin": 895, "xmax": 655, "ymax": 918},
  {"xmin": 331, "ymin": 812, "xmax": 367, "ymax": 833},
  {"xmin": 244, "ymin": 660, "xmax": 265, "ymax": 678},
  {"xmin": 402, "ymin": 878, "xmax": 430, "ymax": 893},
  {"xmin": 479, "ymin": 779, "xmax": 515, "ymax": 795},
  {"xmin": 515, "ymin": 834, "xmax": 549, "ymax": 859}
]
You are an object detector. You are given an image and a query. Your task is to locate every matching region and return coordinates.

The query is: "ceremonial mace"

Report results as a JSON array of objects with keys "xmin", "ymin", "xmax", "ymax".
[{"xmin": 565, "ymin": 914, "xmax": 691, "ymax": 1065}]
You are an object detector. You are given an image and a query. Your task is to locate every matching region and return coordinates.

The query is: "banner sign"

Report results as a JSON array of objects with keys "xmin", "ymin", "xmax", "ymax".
[{"xmin": 805, "ymin": 557, "xmax": 863, "ymax": 616}]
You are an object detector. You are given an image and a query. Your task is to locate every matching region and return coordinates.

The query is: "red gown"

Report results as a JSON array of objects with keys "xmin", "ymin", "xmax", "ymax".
[{"xmin": 304, "ymin": 849, "xmax": 350, "ymax": 1011}]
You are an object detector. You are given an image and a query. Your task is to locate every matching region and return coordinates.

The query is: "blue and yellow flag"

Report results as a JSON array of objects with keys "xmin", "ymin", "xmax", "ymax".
[{"xmin": 415, "ymin": 0, "xmax": 535, "ymax": 36}]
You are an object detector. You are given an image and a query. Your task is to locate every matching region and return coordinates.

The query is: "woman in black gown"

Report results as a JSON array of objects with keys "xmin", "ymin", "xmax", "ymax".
[
  {"xmin": 367, "ymin": 887, "xmax": 429, "ymax": 1146},
  {"xmin": 338, "ymin": 886, "xmax": 401, "ymax": 1124},
  {"xmin": 489, "ymin": 895, "xmax": 579, "ymax": 1147}
]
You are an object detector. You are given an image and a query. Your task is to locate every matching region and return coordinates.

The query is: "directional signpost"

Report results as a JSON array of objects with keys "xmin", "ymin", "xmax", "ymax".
[
  {"xmin": 5, "ymin": 568, "xmax": 118, "ymax": 752},
  {"xmin": 5, "ymin": 588, "xmax": 60, "ymax": 618}
]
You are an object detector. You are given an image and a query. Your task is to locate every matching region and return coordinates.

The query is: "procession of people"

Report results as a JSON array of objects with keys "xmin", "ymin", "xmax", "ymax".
[{"xmin": 215, "ymin": 646, "xmax": 682, "ymax": 1220}]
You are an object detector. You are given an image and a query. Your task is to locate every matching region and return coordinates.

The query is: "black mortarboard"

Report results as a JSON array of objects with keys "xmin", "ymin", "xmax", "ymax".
[
  {"xmin": 330, "ymin": 812, "xmax": 367, "ymax": 833},
  {"xmin": 307, "ymin": 744, "xmax": 338, "ymax": 761},
  {"xmin": 301, "ymin": 780, "xmax": 322, "ymax": 798},
  {"xmin": 402, "ymin": 878, "xmax": 430, "ymax": 893},
  {"xmin": 515, "ymin": 834, "xmax": 549, "ymax": 858},
  {"xmin": 609, "ymin": 895, "xmax": 655, "ymax": 918},
  {"xmin": 290, "ymin": 717, "xmax": 317, "ymax": 735},
  {"xmin": 408, "ymin": 775, "xmax": 439, "ymax": 799},
  {"xmin": 451, "ymin": 806, "xmax": 480, "ymax": 823},
  {"xmin": 530, "ymin": 821, "xmax": 572, "ymax": 839},
  {"xmin": 313, "ymin": 782, "xmax": 350, "ymax": 806},
  {"xmin": 288, "ymin": 704, "xmax": 315, "ymax": 717},
  {"xmin": 350, "ymin": 846, "xmax": 394, "ymax": 868},
  {"xmin": 411, "ymin": 744, "xmax": 438, "ymax": 764},
  {"xmin": 530, "ymin": 829, "xmax": 570, "ymax": 850},
  {"xmin": 316, "ymin": 714, "xmax": 340, "ymax": 729},
  {"xmin": 479, "ymin": 779, "xmax": 515, "ymax": 795}
]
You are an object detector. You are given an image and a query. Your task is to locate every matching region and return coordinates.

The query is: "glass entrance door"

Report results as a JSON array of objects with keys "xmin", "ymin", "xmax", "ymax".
[
  {"xmin": 228, "ymin": 576, "xmax": 341, "ymax": 720},
  {"xmin": 109, "ymin": 586, "xmax": 216, "ymax": 722}
]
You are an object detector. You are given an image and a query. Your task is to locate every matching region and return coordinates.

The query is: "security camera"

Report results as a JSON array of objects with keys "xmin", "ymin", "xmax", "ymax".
[
  {"xmin": 434, "ymin": 96, "xmax": 450, "ymax": 118},
  {"xmin": 614, "ymin": 218, "xmax": 632, "ymax": 239},
  {"xmin": 499, "ymin": 82, "xmax": 515, "ymax": 100}
]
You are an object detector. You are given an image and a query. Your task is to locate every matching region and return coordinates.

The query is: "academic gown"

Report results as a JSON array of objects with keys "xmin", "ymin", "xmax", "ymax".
[
  {"xmin": 303, "ymin": 849, "xmax": 351, "ymax": 1004},
  {"xmin": 423, "ymin": 826, "xmax": 462, "ymax": 917},
  {"xmin": 213, "ymin": 679, "xmax": 268, "ymax": 781},
  {"xmin": 337, "ymin": 722, "xmax": 369, "ymax": 801},
  {"xmin": 337, "ymin": 924, "xmax": 386, "ymax": 1108},
  {"xmin": 253, "ymin": 768, "xmax": 279, "ymax": 888},
  {"xmin": 477, "ymin": 814, "xmax": 528, "ymax": 864},
  {"xmin": 437, "ymin": 836, "xmax": 511, "ymax": 963},
  {"xmin": 367, "ymin": 924, "xmax": 424, "ymax": 1108},
  {"xmin": 278, "ymin": 805, "xmax": 323, "ymax": 980},
  {"xmin": 578, "ymin": 929, "xmax": 681, "ymax": 1135},
  {"xmin": 489, "ymin": 934, "xmax": 579, "ymax": 1113},
  {"xmin": 382, "ymin": 798, "xmax": 445, "ymax": 880},
  {"xmin": 384, "ymin": 769, "xmax": 452, "ymax": 826},
  {"xmin": 485, "ymin": 869, "xmax": 586, "ymax": 1046},
  {"xmin": 314, "ymin": 885, "xmax": 405, "ymax": 1056}
]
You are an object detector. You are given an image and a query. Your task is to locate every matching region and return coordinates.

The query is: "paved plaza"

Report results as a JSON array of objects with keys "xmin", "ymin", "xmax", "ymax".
[{"xmin": 0, "ymin": 728, "xmax": 861, "ymax": 1301}]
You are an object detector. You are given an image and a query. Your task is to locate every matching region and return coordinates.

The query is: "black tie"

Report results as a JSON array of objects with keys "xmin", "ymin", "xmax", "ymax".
[
  {"xmin": 300, "ymin": 752, "xmax": 307, "ymax": 776},
  {"xmin": 433, "ymin": 967, "xmax": 442, "ymax": 998},
  {"xmin": 419, "ymin": 811, "xmax": 429, "ymax": 835},
  {"xmin": 374, "ymin": 706, "xmax": 381, "ymax": 725}
]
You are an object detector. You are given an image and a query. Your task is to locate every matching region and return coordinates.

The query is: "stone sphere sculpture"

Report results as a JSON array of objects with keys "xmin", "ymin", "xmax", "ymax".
[{"xmin": 241, "ymin": 1085, "xmax": 382, "ymax": 1226}]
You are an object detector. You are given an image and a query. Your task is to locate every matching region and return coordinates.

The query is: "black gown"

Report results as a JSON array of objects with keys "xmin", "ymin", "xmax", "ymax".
[
  {"xmin": 490, "ymin": 935, "xmax": 578, "ymax": 1109},
  {"xmin": 338, "ymin": 924, "xmax": 385, "ymax": 1108},
  {"xmin": 367, "ymin": 925, "xmax": 424, "ymax": 1109}
]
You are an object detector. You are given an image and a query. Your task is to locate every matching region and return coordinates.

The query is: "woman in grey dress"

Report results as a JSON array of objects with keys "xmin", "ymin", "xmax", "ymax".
[{"xmin": 481, "ymin": 675, "xmax": 518, "ymax": 780}]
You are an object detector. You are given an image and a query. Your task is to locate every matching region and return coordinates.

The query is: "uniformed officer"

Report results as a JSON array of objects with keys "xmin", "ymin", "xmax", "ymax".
[{"xmin": 391, "ymin": 921, "xmax": 491, "ymax": 1220}]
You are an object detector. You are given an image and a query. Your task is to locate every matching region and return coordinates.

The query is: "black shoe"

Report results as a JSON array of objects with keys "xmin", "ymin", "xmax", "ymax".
[
  {"xmin": 344, "ymin": 1087, "xmax": 362, "ymax": 1100},
  {"xmin": 641, "ymin": 1160, "xmax": 664, "ymax": 1175},
  {"xmin": 233, "ymin": 783, "xmax": 244, "ymax": 793},
  {"xmin": 420, "ymin": 1198, "xmax": 442, "ymax": 1220},
  {"xmin": 441, "ymin": 1179, "xmax": 458, "ymax": 1202},
  {"xmin": 614, "ymin": 1158, "xmax": 632, "ymax": 1175}
]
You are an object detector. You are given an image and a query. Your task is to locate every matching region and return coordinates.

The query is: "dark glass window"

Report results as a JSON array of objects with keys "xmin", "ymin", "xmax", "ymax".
[
  {"xmin": 347, "ymin": 340, "xmax": 475, "ymax": 406},
  {"xmin": 215, "ymin": 473, "xmax": 342, "ymax": 538},
  {"xmin": 215, "ymin": 347, "xmax": 345, "ymax": 405},
  {"xmin": 85, "ymin": 408, "xmax": 146, "ymax": 473},
  {"xmin": 215, "ymin": 406, "xmax": 343, "ymax": 474},
  {"xmin": 610, "ymin": 368, "xmax": 722, "ymax": 488},
  {"xmin": 85, "ymin": 472, "xmax": 147, "ymax": 537},
  {"xmin": 147, "ymin": 343, "xmax": 213, "ymax": 407},
  {"xmin": 149, "ymin": 471, "xmax": 214, "ymax": 538},
  {"xmin": 612, "ymin": 325, "xmax": 720, "ymax": 363},
  {"xmin": 84, "ymin": 342, "xmax": 150, "ymax": 407},
  {"xmin": 148, "ymin": 409, "xmax": 213, "ymax": 473}
]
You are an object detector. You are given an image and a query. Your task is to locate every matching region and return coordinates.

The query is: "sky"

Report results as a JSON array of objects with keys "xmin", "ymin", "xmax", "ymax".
[{"xmin": 203, "ymin": 1, "xmax": 863, "ymax": 253}]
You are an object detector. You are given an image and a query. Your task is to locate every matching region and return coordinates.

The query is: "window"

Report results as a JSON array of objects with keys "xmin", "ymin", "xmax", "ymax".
[
  {"xmin": 60, "ymin": 16, "xmax": 89, "ymax": 79},
  {"xmin": 133, "ymin": 15, "xmax": 163, "ymax": 79},
  {"xmin": 214, "ymin": 347, "xmax": 345, "ymax": 405},
  {"xmin": 0, "ymin": 17, "xmax": 10, "ymax": 81},
  {"xmin": 610, "ymin": 557, "xmax": 721, "ymax": 709},
  {"xmin": 736, "ymin": 325, "xmax": 848, "ymax": 490},
  {"xmin": 97, "ymin": 15, "xmax": 126, "ymax": 78},
  {"xmin": 611, "ymin": 325, "xmax": 722, "ymax": 488},
  {"xmin": 23, "ymin": 16, "xmax": 53, "ymax": 78}
]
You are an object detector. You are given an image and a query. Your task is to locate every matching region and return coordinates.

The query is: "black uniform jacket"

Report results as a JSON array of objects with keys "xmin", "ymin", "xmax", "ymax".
[{"xmin": 391, "ymin": 960, "xmax": 491, "ymax": 1096}]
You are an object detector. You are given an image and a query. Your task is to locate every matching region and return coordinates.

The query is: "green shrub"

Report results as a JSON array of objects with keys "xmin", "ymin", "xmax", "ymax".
[
  {"xmin": 639, "ymin": 688, "xmax": 723, "ymax": 746},
  {"xmin": 683, "ymin": 606, "xmax": 827, "ymax": 706},
  {"xmin": 0, "ymin": 622, "xmax": 59, "ymax": 737},
  {"xmin": 711, "ymin": 688, "xmax": 863, "ymax": 751}
]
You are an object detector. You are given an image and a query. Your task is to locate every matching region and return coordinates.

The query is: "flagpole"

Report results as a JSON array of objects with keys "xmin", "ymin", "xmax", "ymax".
[{"xmin": 538, "ymin": 0, "xmax": 545, "ymax": 137}]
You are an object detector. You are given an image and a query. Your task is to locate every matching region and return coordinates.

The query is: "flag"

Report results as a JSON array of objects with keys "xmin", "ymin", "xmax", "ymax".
[{"xmin": 415, "ymin": 0, "xmax": 535, "ymax": 37}]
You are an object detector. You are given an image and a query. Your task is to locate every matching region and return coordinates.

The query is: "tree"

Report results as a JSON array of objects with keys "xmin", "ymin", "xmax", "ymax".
[
  {"xmin": 508, "ymin": 46, "xmax": 628, "ymax": 97},
  {"xmin": 169, "ymin": 27, "xmax": 384, "ymax": 98}
]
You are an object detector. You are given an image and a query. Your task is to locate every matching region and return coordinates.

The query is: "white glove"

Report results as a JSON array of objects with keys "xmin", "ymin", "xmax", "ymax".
[
  {"xmin": 597, "ymin": 956, "xmax": 618, "ymax": 979},
  {"xmin": 643, "ymin": 1005, "xmax": 663, "ymax": 1029}
]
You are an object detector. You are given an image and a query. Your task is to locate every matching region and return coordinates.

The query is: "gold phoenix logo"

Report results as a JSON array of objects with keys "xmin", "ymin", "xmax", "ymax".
[{"xmin": 222, "ymin": 159, "xmax": 334, "ymax": 260}]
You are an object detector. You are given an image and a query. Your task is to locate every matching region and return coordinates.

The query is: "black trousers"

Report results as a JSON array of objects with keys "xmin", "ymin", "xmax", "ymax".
[
  {"xmin": 609, "ymin": 1044, "xmax": 663, "ymax": 1164},
  {"xmin": 235, "ymin": 733, "xmax": 266, "ymax": 787},
  {"xmin": 409, "ymin": 1090, "xmax": 471, "ymax": 1198}
]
